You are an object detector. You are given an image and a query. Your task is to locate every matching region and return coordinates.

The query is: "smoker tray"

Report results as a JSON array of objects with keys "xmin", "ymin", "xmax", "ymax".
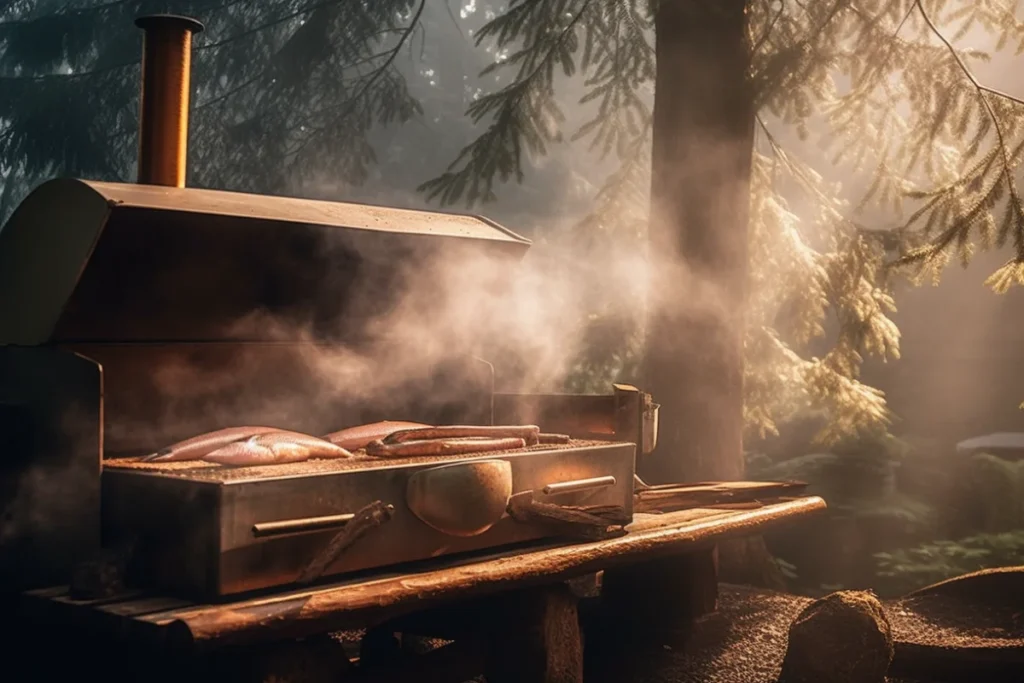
[{"xmin": 102, "ymin": 440, "xmax": 635, "ymax": 599}]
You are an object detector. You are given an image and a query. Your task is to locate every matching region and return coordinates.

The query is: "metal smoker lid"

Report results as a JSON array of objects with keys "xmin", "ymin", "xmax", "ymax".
[{"xmin": 0, "ymin": 178, "xmax": 531, "ymax": 345}]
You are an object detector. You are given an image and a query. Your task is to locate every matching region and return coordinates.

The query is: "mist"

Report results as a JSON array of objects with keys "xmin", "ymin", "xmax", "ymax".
[{"xmin": 98, "ymin": 217, "xmax": 652, "ymax": 453}]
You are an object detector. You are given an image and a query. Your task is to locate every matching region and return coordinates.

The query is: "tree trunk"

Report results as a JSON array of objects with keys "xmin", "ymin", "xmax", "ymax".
[
  {"xmin": 642, "ymin": 0, "xmax": 784, "ymax": 589},
  {"xmin": 641, "ymin": 0, "xmax": 753, "ymax": 486}
]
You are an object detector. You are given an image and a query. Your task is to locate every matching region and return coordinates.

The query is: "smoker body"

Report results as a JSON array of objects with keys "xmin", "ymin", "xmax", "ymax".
[{"xmin": 102, "ymin": 442, "xmax": 634, "ymax": 598}]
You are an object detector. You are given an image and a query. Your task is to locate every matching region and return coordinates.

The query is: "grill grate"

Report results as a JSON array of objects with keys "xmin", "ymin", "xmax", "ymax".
[{"xmin": 103, "ymin": 439, "xmax": 612, "ymax": 482}]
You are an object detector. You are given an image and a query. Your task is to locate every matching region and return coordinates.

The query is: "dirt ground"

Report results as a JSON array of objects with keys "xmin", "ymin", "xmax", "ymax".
[{"xmin": 580, "ymin": 584, "xmax": 1014, "ymax": 683}]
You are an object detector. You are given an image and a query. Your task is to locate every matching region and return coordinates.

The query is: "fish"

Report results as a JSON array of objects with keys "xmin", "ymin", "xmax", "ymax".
[
  {"xmin": 202, "ymin": 440, "xmax": 308, "ymax": 467},
  {"xmin": 203, "ymin": 430, "xmax": 352, "ymax": 467},
  {"xmin": 143, "ymin": 426, "xmax": 282, "ymax": 462},
  {"xmin": 322, "ymin": 420, "xmax": 432, "ymax": 451}
]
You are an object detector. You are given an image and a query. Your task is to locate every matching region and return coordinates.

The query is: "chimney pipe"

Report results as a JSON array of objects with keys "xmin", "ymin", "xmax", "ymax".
[{"xmin": 134, "ymin": 14, "xmax": 204, "ymax": 187}]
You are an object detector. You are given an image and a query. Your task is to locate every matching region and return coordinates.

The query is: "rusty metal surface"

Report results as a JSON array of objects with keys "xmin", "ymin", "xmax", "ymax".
[
  {"xmin": 493, "ymin": 386, "xmax": 657, "ymax": 455},
  {"xmin": 101, "ymin": 441, "xmax": 636, "ymax": 598},
  {"xmin": 135, "ymin": 15, "xmax": 203, "ymax": 187},
  {"xmin": 18, "ymin": 496, "xmax": 825, "ymax": 650}
]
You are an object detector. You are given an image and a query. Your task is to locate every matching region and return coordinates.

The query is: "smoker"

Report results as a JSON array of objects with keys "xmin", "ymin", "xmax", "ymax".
[{"xmin": 0, "ymin": 15, "xmax": 657, "ymax": 600}]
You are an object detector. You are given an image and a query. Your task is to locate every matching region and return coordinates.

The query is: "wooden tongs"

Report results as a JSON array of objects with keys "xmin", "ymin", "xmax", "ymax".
[{"xmin": 632, "ymin": 475, "xmax": 809, "ymax": 513}]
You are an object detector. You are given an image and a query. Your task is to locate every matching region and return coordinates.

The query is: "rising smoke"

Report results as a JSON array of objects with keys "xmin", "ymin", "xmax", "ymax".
[{"xmin": 98, "ymin": 217, "xmax": 651, "ymax": 453}]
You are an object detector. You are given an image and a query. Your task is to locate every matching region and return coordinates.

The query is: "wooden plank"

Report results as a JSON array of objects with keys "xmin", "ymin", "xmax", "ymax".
[
  {"xmin": 102, "ymin": 596, "xmax": 195, "ymax": 617},
  {"xmin": 18, "ymin": 587, "xmax": 195, "ymax": 647},
  {"xmin": 18, "ymin": 497, "xmax": 825, "ymax": 651},
  {"xmin": 155, "ymin": 496, "xmax": 825, "ymax": 648},
  {"xmin": 51, "ymin": 589, "xmax": 147, "ymax": 607},
  {"xmin": 25, "ymin": 586, "xmax": 71, "ymax": 599}
]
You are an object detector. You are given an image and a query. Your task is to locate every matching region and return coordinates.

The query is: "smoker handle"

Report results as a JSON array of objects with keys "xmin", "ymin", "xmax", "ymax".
[
  {"xmin": 252, "ymin": 513, "xmax": 356, "ymax": 538},
  {"xmin": 542, "ymin": 475, "xmax": 617, "ymax": 496}
]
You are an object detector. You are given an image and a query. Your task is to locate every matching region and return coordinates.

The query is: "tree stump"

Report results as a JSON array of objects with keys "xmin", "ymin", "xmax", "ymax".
[
  {"xmin": 483, "ymin": 583, "xmax": 583, "ymax": 683},
  {"xmin": 600, "ymin": 547, "xmax": 718, "ymax": 637}
]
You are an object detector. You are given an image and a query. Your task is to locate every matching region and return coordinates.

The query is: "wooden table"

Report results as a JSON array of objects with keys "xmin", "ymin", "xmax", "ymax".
[{"xmin": 17, "ymin": 496, "xmax": 825, "ymax": 683}]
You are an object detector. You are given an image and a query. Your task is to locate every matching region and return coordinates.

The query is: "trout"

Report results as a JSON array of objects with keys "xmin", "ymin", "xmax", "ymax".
[
  {"xmin": 204, "ymin": 430, "xmax": 352, "ymax": 467},
  {"xmin": 143, "ymin": 426, "xmax": 281, "ymax": 462},
  {"xmin": 323, "ymin": 420, "xmax": 431, "ymax": 451}
]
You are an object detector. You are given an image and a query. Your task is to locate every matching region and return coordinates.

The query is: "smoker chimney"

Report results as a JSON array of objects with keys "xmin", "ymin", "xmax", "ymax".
[{"xmin": 134, "ymin": 14, "xmax": 203, "ymax": 187}]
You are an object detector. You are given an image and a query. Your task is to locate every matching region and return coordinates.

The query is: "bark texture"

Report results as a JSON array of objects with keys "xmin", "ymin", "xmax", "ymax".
[
  {"xmin": 641, "ymin": 0, "xmax": 783, "ymax": 589},
  {"xmin": 641, "ymin": 0, "xmax": 754, "ymax": 486}
]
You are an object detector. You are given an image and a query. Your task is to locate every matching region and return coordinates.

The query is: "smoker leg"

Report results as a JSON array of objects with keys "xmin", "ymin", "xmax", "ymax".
[
  {"xmin": 600, "ymin": 546, "xmax": 719, "ymax": 634},
  {"xmin": 484, "ymin": 583, "xmax": 583, "ymax": 683}
]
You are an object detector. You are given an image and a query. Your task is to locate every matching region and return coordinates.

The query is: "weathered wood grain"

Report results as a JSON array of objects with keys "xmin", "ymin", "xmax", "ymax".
[{"xmin": 19, "ymin": 496, "xmax": 826, "ymax": 651}]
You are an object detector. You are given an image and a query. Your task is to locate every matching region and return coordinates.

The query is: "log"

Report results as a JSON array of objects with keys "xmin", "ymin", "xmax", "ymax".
[
  {"xmin": 484, "ymin": 583, "xmax": 583, "ymax": 683},
  {"xmin": 173, "ymin": 503, "xmax": 818, "ymax": 647},
  {"xmin": 19, "ymin": 497, "xmax": 826, "ymax": 651}
]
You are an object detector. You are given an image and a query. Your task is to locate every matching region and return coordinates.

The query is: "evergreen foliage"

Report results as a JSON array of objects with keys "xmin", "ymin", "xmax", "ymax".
[
  {"xmin": 2, "ymin": 1, "xmax": 1024, "ymax": 443},
  {"xmin": 874, "ymin": 530, "xmax": 1024, "ymax": 595},
  {"xmin": 421, "ymin": 0, "xmax": 1024, "ymax": 444},
  {"xmin": 0, "ymin": 0, "xmax": 429, "ymax": 206}
]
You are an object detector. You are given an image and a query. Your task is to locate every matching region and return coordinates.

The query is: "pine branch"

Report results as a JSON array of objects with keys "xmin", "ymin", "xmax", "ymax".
[
  {"xmin": 285, "ymin": 0, "xmax": 426, "ymax": 160},
  {"xmin": 914, "ymin": 0, "xmax": 1022, "ymax": 203},
  {"xmin": 0, "ymin": 0, "xmax": 136, "ymax": 26},
  {"xmin": 884, "ymin": 0, "xmax": 1024, "ymax": 288},
  {"xmin": 418, "ymin": 0, "xmax": 595, "ymax": 207},
  {"xmin": 195, "ymin": 0, "xmax": 353, "ymax": 52}
]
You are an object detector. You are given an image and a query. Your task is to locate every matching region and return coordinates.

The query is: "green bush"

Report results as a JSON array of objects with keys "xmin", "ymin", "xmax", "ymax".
[{"xmin": 874, "ymin": 531, "xmax": 1024, "ymax": 596}]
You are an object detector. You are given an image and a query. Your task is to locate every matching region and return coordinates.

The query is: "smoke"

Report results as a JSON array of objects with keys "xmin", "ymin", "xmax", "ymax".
[
  {"xmin": 0, "ymin": 400, "xmax": 100, "ymax": 588},
  {"xmin": 95, "ymin": 215, "xmax": 652, "ymax": 453}
]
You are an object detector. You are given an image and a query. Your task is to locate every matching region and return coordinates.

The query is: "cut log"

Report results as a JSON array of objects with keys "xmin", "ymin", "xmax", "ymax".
[{"xmin": 484, "ymin": 584, "xmax": 583, "ymax": 683}]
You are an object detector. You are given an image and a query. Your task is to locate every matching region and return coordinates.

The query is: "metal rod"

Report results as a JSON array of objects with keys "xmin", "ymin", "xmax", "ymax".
[
  {"xmin": 252, "ymin": 513, "xmax": 355, "ymax": 538},
  {"xmin": 542, "ymin": 475, "xmax": 617, "ymax": 496},
  {"xmin": 135, "ymin": 14, "xmax": 204, "ymax": 187}
]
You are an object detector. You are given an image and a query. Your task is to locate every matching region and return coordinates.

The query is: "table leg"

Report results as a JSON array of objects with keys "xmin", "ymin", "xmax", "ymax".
[{"xmin": 484, "ymin": 583, "xmax": 583, "ymax": 683}]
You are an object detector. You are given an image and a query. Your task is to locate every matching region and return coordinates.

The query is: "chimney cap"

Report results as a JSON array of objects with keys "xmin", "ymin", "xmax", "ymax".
[{"xmin": 135, "ymin": 14, "xmax": 205, "ymax": 34}]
